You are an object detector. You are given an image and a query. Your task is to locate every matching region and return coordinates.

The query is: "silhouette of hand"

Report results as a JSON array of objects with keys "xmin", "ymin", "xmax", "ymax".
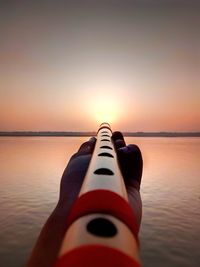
[
  {"xmin": 26, "ymin": 132, "xmax": 143, "ymax": 267},
  {"xmin": 59, "ymin": 131, "xmax": 143, "ymax": 224}
]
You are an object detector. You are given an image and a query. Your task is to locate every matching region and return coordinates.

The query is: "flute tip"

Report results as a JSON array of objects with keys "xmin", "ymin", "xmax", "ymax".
[{"xmin": 99, "ymin": 122, "xmax": 111, "ymax": 128}]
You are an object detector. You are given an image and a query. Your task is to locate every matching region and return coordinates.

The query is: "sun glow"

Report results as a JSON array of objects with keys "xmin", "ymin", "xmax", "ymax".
[{"xmin": 88, "ymin": 94, "xmax": 121, "ymax": 125}]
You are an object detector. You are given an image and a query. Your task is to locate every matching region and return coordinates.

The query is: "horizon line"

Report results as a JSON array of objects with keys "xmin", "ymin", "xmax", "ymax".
[{"xmin": 0, "ymin": 131, "xmax": 200, "ymax": 137}]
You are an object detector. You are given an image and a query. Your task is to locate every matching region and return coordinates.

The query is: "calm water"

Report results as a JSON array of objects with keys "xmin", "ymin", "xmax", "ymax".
[{"xmin": 0, "ymin": 137, "xmax": 200, "ymax": 267}]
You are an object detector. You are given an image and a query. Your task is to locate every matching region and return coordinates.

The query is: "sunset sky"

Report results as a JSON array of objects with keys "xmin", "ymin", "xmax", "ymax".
[{"xmin": 0, "ymin": 0, "xmax": 199, "ymax": 132}]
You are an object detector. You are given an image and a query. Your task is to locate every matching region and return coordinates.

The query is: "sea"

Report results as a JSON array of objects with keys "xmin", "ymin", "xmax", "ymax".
[{"xmin": 0, "ymin": 137, "xmax": 200, "ymax": 267}]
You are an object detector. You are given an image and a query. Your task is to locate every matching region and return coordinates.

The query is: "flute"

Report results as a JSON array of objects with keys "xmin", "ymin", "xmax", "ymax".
[{"xmin": 55, "ymin": 123, "xmax": 141, "ymax": 267}]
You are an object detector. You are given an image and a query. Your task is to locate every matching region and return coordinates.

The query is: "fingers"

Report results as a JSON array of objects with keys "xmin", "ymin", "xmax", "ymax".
[
  {"xmin": 112, "ymin": 131, "xmax": 143, "ymax": 190},
  {"xmin": 112, "ymin": 131, "xmax": 126, "ymax": 149},
  {"xmin": 77, "ymin": 137, "xmax": 96, "ymax": 155},
  {"xmin": 117, "ymin": 144, "xmax": 143, "ymax": 190}
]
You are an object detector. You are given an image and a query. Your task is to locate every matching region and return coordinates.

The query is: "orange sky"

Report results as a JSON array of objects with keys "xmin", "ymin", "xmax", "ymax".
[{"xmin": 0, "ymin": 1, "xmax": 199, "ymax": 132}]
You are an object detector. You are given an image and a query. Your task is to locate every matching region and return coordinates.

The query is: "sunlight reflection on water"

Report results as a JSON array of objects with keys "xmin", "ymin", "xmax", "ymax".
[{"xmin": 0, "ymin": 137, "xmax": 200, "ymax": 267}]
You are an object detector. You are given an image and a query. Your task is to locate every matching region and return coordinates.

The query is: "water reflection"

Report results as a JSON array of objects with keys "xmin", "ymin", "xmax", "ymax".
[{"xmin": 129, "ymin": 137, "xmax": 200, "ymax": 267}]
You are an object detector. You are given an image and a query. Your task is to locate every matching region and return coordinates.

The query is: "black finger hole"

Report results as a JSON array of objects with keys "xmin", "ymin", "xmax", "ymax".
[
  {"xmin": 100, "ymin": 146, "xmax": 113, "ymax": 150},
  {"xmin": 101, "ymin": 139, "xmax": 110, "ymax": 142},
  {"xmin": 101, "ymin": 134, "xmax": 110, "ymax": 137},
  {"xmin": 94, "ymin": 168, "xmax": 114, "ymax": 175},
  {"xmin": 98, "ymin": 153, "xmax": 114, "ymax": 158},
  {"xmin": 87, "ymin": 218, "xmax": 118, "ymax": 237}
]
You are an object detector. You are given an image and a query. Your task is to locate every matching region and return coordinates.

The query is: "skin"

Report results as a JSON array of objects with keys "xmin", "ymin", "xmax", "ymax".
[{"xmin": 26, "ymin": 131, "xmax": 143, "ymax": 267}]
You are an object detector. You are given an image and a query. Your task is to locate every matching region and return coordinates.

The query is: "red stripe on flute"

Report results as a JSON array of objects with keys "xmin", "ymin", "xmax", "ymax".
[
  {"xmin": 65, "ymin": 189, "xmax": 139, "ymax": 244},
  {"xmin": 54, "ymin": 245, "xmax": 141, "ymax": 267},
  {"xmin": 97, "ymin": 125, "xmax": 112, "ymax": 133}
]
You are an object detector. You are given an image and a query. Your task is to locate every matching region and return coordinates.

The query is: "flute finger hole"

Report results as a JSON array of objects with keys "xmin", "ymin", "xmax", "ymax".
[
  {"xmin": 87, "ymin": 217, "xmax": 118, "ymax": 237},
  {"xmin": 94, "ymin": 168, "xmax": 114, "ymax": 175},
  {"xmin": 98, "ymin": 153, "xmax": 114, "ymax": 158},
  {"xmin": 101, "ymin": 134, "xmax": 110, "ymax": 137}
]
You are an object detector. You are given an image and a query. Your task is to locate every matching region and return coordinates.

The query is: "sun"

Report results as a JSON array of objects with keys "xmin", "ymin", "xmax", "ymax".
[
  {"xmin": 88, "ymin": 94, "xmax": 120, "ymax": 125},
  {"xmin": 95, "ymin": 103, "xmax": 116, "ymax": 124}
]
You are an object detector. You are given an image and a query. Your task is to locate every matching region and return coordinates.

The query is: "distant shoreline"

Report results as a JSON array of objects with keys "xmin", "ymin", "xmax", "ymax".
[{"xmin": 0, "ymin": 132, "xmax": 200, "ymax": 137}]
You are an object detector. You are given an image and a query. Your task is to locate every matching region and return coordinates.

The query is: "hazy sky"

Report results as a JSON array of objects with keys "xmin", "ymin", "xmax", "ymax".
[{"xmin": 0, "ymin": 0, "xmax": 199, "ymax": 131}]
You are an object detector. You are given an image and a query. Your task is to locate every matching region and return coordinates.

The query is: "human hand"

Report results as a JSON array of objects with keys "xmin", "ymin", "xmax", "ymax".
[
  {"xmin": 58, "ymin": 131, "xmax": 143, "ymax": 224},
  {"xmin": 58, "ymin": 137, "xmax": 97, "ymax": 213},
  {"xmin": 26, "ymin": 132, "xmax": 143, "ymax": 267}
]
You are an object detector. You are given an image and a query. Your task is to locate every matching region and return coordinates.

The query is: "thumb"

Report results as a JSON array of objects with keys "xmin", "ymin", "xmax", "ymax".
[{"xmin": 77, "ymin": 137, "xmax": 96, "ymax": 155}]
